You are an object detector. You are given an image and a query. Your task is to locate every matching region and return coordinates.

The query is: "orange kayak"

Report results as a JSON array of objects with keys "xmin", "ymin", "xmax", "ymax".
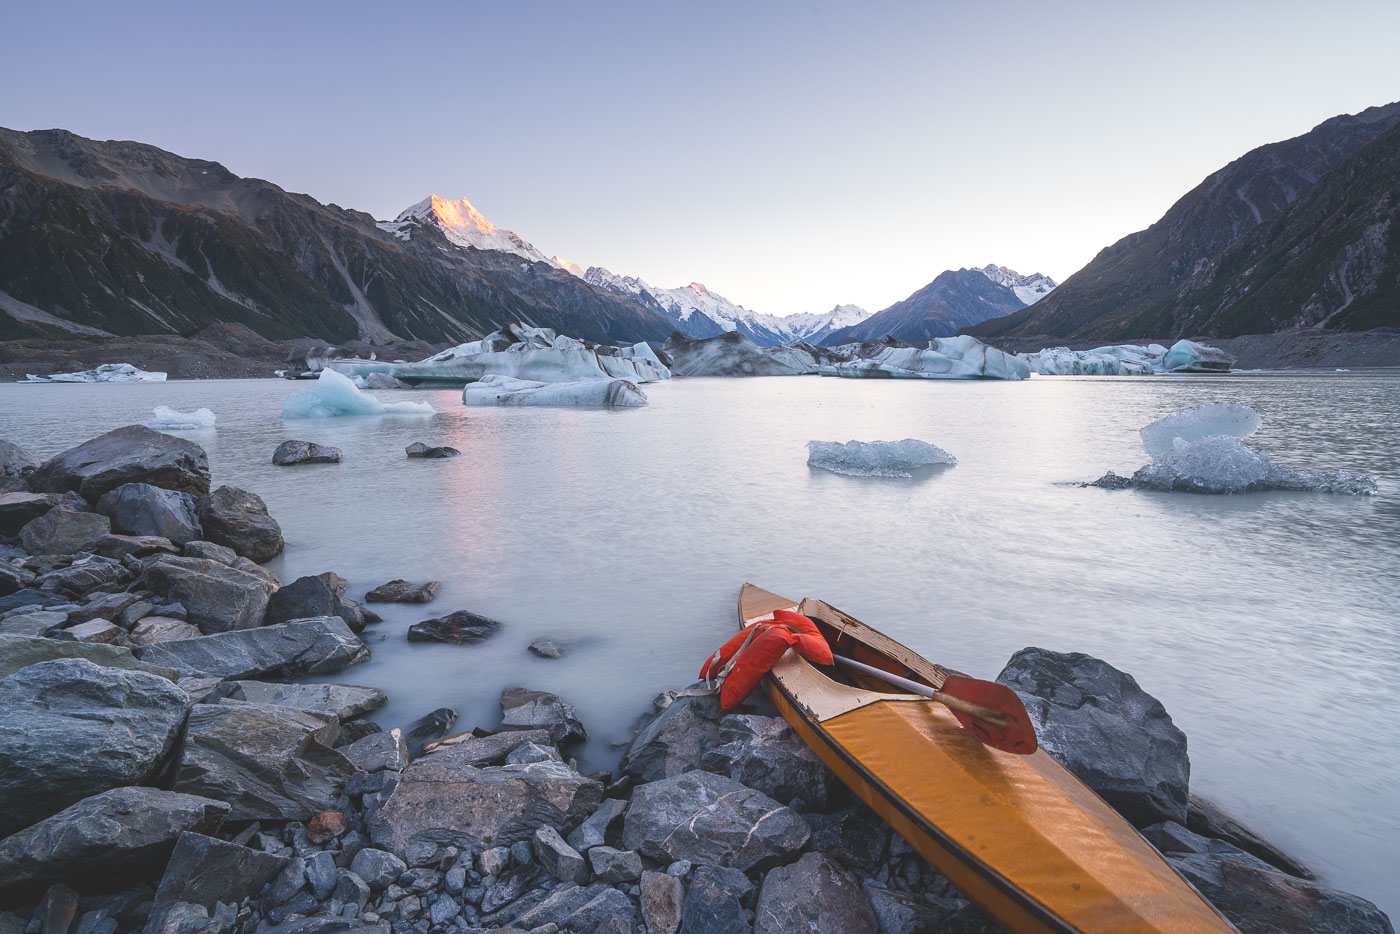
[{"xmin": 738, "ymin": 583, "xmax": 1235, "ymax": 934}]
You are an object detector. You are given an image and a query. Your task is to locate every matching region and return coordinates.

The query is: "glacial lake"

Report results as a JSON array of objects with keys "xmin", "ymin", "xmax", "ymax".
[{"xmin": 2, "ymin": 372, "xmax": 1396, "ymax": 918}]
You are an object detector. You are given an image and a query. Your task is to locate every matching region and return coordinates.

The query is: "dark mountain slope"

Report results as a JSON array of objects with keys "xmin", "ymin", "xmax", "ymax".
[
  {"xmin": 824, "ymin": 268, "xmax": 1026, "ymax": 343},
  {"xmin": 969, "ymin": 101, "xmax": 1400, "ymax": 340},
  {"xmin": 0, "ymin": 128, "xmax": 675, "ymax": 344}
]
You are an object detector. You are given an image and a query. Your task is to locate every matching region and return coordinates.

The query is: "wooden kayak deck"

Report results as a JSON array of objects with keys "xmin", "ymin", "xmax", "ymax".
[{"xmin": 738, "ymin": 582, "xmax": 1235, "ymax": 934}]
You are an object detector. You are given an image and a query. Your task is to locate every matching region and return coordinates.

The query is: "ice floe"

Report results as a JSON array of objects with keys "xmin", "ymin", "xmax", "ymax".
[
  {"xmin": 663, "ymin": 332, "xmax": 845, "ymax": 376},
  {"xmin": 282, "ymin": 369, "xmax": 436, "ymax": 419},
  {"xmin": 145, "ymin": 406, "xmax": 216, "ymax": 430},
  {"xmin": 1162, "ymin": 339, "xmax": 1236, "ymax": 373},
  {"xmin": 807, "ymin": 439, "xmax": 957, "ymax": 477},
  {"xmin": 25, "ymin": 363, "xmax": 167, "ymax": 383},
  {"xmin": 331, "ymin": 323, "xmax": 670, "ymax": 387},
  {"xmin": 1090, "ymin": 403, "xmax": 1376, "ymax": 494},
  {"xmin": 821, "ymin": 336, "xmax": 1030, "ymax": 380},
  {"xmin": 461, "ymin": 374, "xmax": 647, "ymax": 407},
  {"xmin": 1139, "ymin": 402, "xmax": 1261, "ymax": 460},
  {"xmin": 1018, "ymin": 339, "xmax": 1235, "ymax": 376}
]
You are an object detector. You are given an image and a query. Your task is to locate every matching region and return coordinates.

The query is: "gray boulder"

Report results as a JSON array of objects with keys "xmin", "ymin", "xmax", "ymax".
[
  {"xmin": 56, "ymin": 619, "xmax": 123, "ymax": 643},
  {"xmin": 622, "ymin": 770, "xmax": 809, "ymax": 872},
  {"xmin": 754, "ymin": 851, "xmax": 877, "ymax": 934},
  {"xmin": 151, "ymin": 832, "xmax": 289, "ymax": 914},
  {"xmin": 997, "ymin": 647, "xmax": 1190, "ymax": 827},
  {"xmin": 133, "ymin": 616, "xmax": 369, "ymax": 679},
  {"xmin": 565, "ymin": 797, "xmax": 627, "ymax": 853},
  {"xmin": 0, "ymin": 439, "xmax": 38, "ymax": 478},
  {"xmin": 404, "ymin": 443, "xmax": 460, "ymax": 459},
  {"xmin": 700, "ymin": 713, "xmax": 833, "ymax": 808},
  {"xmin": 500, "ymin": 687, "xmax": 587, "ymax": 745},
  {"xmin": 587, "ymin": 846, "xmax": 642, "ymax": 884},
  {"xmin": 680, "ymin": 865, "xmax": 751, "ymax": 934},
  {"xmin": 207, "ymin": 680, "xmax": 387, "ymax": 721},
  {"xmin": 1186, "ymin": 794, "xmax": 1313, "ymax": 879},
  {"xmin": 96, "ymin": 483, "xmax": 201, "ymax": 545},
  {"xmin": 511, "ymin": 883, "xmax": 639, "ymax": 933},
  {"xmin": 19, "ymin": 506, "xmax": 110, "ymax": 555},
  {"xmin": 129, "ymin": 617, "xmax": 203, "ymax": 645},
  {"xmin": 533, "ymin": 825, "xmax": 588, "ymax": 884},
  {"xmin": 0, "ymin": 492, "xmax": 63, "ymax": 536},
  {"xmin": 0, "ymin": 608, "xmax": 66, "ymax": 637},
  {"xmin": 0, "ymin": 658, "xmax": 191, "ymax": 836},
  {"xmin": 172, "ymin": 702, "xmax": 356, "ymax": 822},
  {"xmin": 195, "ymin": 487, "xmax": 284, "ymax": 563},
  {"xmin": 30, "ymin": 426, "xmax": 211, "ymax": 500},
  {"xmin": 349, "ymin": 848, "xmax": 406, "ymax": 890},
  {"xmin": 343, "ymin": 730, "xmax": 409, "ymax": 773},
  {"xmin": 640, "ymin": 869, "xmax": 684, "ymax": 934},
  {"xmin": 418, "ymin": 727, "xmax": 552, "ymax": 764},
  {"xmin": 0, "ymin": 633, "xmax": 178, "ymax": 680},
  {"xmin": 265, "ymin": 575, "xmax": 361, "ymax": 631},
  {"xmin": 143, "ymin": 555, "xmax": 277, "ymax": 634},
  {"xmin": 0, "ymin": 787, "xmax": 228, "ymax": 900},
  {"xmin": 0, "ymin": 561, "xmax": 36, "ymax": 597},
  {"xmin": 619, "ymin": 689, "xmax": 725, "ymax": 783},
  {"xmin": 803, "ymin": 806, "xmax": 890, "ymax": 873},
  {"xmin": 364, "ymin": 579, "xmax": 440, "ymax": 604},
  {"xmin": 272, "ymin": 441, "xmax": 342, "ymax": 466},
  {"xmin": 181, "ymin": 540, "xmax": 238, "ymax": 564},
  {"xmin": 35, "ymin": 554, "xmax": 131, "ymax": 596},
  {"xmin": 370, "ymin": 757, "xmax": 604, "ymax": 856},
  {"xmin": 1144, "ymin": 822, "xmax": 1392, "ymax": 933},
  {"xmin": 407, "ymin": 609, "xmax": 502, "ymax": 644},
  {"xmin": 93, "ymin": 533, "xmax": 180, "ymax": 560}
]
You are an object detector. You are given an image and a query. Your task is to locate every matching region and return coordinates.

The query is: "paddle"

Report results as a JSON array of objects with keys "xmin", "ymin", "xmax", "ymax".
[{"xmin": 832, "ymin": 653, "xmax": 1038, "ymax": 755}]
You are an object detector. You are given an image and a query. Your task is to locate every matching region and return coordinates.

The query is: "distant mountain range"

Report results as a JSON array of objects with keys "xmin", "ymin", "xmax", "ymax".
[
  {"xmin": 970, "ymin": 101, "xmax": 1400, "ymax": 341},
  {"xmin": 825, "ymin": 266, "xmax": 1056, "ymax": 344}
]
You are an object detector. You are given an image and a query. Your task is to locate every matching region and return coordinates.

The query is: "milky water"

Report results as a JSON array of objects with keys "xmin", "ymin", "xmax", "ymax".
[{"xmin": 2, "ymin": 373, "xmax": 1397, "ymax": 918}]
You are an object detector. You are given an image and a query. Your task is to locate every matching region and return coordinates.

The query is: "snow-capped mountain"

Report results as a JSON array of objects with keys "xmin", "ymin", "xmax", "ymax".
[
  {"xmin": 978, "ymin": 264, "xmax": 1057, "ymax": 306},
  {"xmin": 385, "ymin": 195, "xmax": 550, "ymax": 264},
  {"xmin": 552, "ymin": 255, "xmax": 586, "ymax": 277},
  {"xmin": 583, "ymin": 267, "xmax": 869, "ymax": 345}
]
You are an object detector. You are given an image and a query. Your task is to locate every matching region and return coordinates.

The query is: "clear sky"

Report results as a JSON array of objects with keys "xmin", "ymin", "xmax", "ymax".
[{"xmin": 3, "ymin": 0, "xmax": 1398, "ymax": 316}]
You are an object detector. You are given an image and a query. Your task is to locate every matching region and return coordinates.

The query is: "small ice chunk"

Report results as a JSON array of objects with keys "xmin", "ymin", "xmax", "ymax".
[
  {"xmin": 145, "ymin": 406, "xmax": 216, "ymax": 430},
  {"xmin": 282, "ymin": 369, "xmax": 435, "ymax": 418},
  {"xmin": 1140, "ymin": 403, "xmax": 1261, "ymax": 460},
  {"xmin": 807, "ymin": 439, "xmax": 956, "ymax": 477},
  {"xmin": 461, "ymin": 374, "xmax": 647, "ymax": 407},
  {"xmin": 1127, "ymin": 436, "xmax": 1377, "ymax": 495}
]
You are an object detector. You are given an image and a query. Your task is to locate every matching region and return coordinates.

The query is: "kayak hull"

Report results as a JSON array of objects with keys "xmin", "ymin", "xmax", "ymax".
[{"xmin": 738, "ymin": 583, "xmax": 1235, "ymax": 934}]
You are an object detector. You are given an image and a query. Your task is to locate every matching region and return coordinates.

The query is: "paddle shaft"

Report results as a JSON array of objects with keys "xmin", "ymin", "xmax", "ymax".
[{"xmin": 832, "ymin": 653, "xmax": 1009, "ymax": 727}]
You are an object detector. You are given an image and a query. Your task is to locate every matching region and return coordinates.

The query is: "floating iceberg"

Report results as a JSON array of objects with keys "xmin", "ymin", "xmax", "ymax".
[
  {"xmin": 1162, "ymin": 339, "xmax": 1235, "ymax": 373},
  {"xmin": 331, "ymin": 323, "xmax": 670, "ymax": 387},
  {"xmin": 807, "ymin": 439, "xmax": 957, "ymax": 477},
  {"xmin": 1019, "ymin": 344, "xmax": 1167, "ymax": 376},
  {"xmin": 145, "ymin": 406, "xmax": 216, "ymax": 430},
  {"xmin": 26, "ymin": 363, "xmax": 167, "ymax": 383},
  {"xmin": 1129, "ymin": 436, "xmax": 1377, "ymax": 494},
  {"xmin": 1090, "ymin": 403, "xmax": 1376, "ymax": 494},
  {"xmin": 1139, "ymin": 403, "xmax": 1261, "ymax": 460},
  {"xmin": 821, "ymin": 336, "xmax": 1030, "ymax": 380},
  {"xmin": 662, "ymin": 332, "xmax": 843, "ymax": 376},
  {"xmin": 282, "ymin": 369, "xmax": 436, "ymax": 418},
  {"xmin": 462, "ymin": 374, "xmax": 647, "ymax": 407}
]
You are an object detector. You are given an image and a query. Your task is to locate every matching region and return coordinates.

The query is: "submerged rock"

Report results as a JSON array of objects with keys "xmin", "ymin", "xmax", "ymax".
[
  {"xmin": 405, "ymin": 443, "xmax": 460, "ymax": 459},
  {"xmin": 407, "ymin": 609, "xmax": 503, "ymax": 644},
  {"xmin": 272, "ymin": 440, "xmax": 343, "ymax": 466},
  {"xmin": 0, "ymin": 658, "xmax": 191, "ymax": 837},
  {"xmin": 364, "ymin": 579, "xmax": 440, "ymax": 603},
  {"xmin": 527, "ymin": 639, "xmax": 565, "ymax": 659},
  {"xmin": 133, "ymin": 615, "xmax": 369, "ymax": 679},
  {"xmin": 30, "ymin": 426, "xmax": 211, "ymax": 500},
  {"xmin": 997, "ymin": 647, "xmax": 1189, "ymax": 827},
  {"xmin": 0, "ymin": 787, "xmax": 228, "ymax": 900},
  {"xmin": 195, "ymin": 486, "xmax": 284, "ymax": 562},
  {"xmin": 264, "ymin": 574, "xmax": 362, "ymax": 631}
]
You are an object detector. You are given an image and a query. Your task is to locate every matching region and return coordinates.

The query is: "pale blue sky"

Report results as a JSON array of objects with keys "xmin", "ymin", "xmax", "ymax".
[{"xmin": 3, "ymin": 0, "xmax": 1397, "ymax": 315}]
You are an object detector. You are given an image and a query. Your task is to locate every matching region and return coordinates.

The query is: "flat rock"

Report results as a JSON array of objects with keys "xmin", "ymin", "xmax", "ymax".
[
  {"xmin": 419, "ymin": 728, "xmax": 552, "ymax": 764},
  {"xmin": 133, "ymin": 615, "xmax": 370, "ymax": 679},
  {"xmin": 754, "ymin": 851, "xmax": 877, "ymax": 934},
  {"xmin": 172, "ymin": 702, "xmax": 356, "ymax": 822},
  {"xmin": 20, "ymin": 506, "xmax": 110, "ymax": 556},
  {"xmin": 0, "ymin": 609, "xmax": 67, "ymax": 637},
  {"xmin": 407, "ymin": 609, "xmax": 502, "ymax": 644},
  {"xmin": 93, "ymin": 534, "xmax": 179, "ymax": 560},
  {"xmin": 500, "ymin": 687, "xmax": 587, "ymax": 745},
  {"xmin": 370, "ymin": 758, "xmax": 604, "ymax": 857},
  {"xmin": 30, "ymin": 426, "xmax": 211, "ymax": 500},
  {"xmin": 619, "ymin": 689, "xmax": 725, "ymax": 784},
  {"xmin": 143, "ymin": 555, "xmax": 277, "ymax": 634},
  {"xmin": 96, "ymin": 483, "xmax": 201, "ymax": 545},
  {"xmin": 0, "ymin": 658, "xmax": 192, "ymax": 837},
  {"xmin": 180, "ymin": 539, "xmax": 238, "ymax": 564},
  {"xmin": 208, "ymin": 680, "xmax": 387, "ymax": 721},
  {"xmin": 56, "ymin": 619, "xmax": 123, "ymax": 643},
  {"xmin": 622, "ymin": 770, "xmax": 809, "ymax": 872},
  {"xmin": 129, "ymin": 616, "xmax": 203, "ymax": 645},
  {"xmin": 640, "ymin": 870, "xmax": 683, "ymax": 934},
  {"xmin": 152, "ymin": 832, "xmax": 289, "ymax": 913},
  {"xmin": 700, "ymin": 713, "xmax": 833, "ymax": 808},
  {"xmin": 0, "ymin": 787, "xmax": 228, "ymax": 901},
  {"xmin": 195, "ymin": 486, "xmax": 284, "ymax": 562},
  {"xmin": 1145, "ymin": 822, "xmax": 1392, "ymax": 933},
  {"xmin": 0, "ymin": 588, "xmax": 69, "ymax": 613},
  {"xmin": 273, "ymin": 441, "xmax": 342, "ymax": 466},
  {"xmin": 364, "ymin": 579, "xmax": 440, "ymax": 604},
  {"xmin": 997, "ymin": 647, "xmax": 1190, "ymax": 827},
  {"xmin": 35, "ymin": 555, "xmax": 131, "ymax": 597},
  {"xmin": 67, "ymin": 590, "xmax": 140, "ymax": 624},
  {"xmin": 0, "ymin": 633, "xmax": 179, "ymax": 680}
]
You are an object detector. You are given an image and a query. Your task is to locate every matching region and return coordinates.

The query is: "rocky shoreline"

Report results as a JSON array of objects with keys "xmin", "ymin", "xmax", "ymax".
[{"xmin": 1, "ymin": 427, "xmax": 1394, "ymax": 934}]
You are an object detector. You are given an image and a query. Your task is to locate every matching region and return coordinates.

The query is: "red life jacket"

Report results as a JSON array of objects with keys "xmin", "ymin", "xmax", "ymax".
[{"xmin": 699, "ymin": 610, "xmax": 834, "ymax": 710}]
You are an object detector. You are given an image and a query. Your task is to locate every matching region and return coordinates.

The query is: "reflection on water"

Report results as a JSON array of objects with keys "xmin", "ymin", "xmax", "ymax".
[{"xmin": 1, "ymin": 371, "xmax": 1397, "ymax": 917}]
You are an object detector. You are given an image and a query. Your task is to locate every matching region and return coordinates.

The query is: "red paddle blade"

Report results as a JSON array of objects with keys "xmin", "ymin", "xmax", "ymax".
[{"xmin": 940, "ymin": 675, "xmax": 1038, "ymax": 755}]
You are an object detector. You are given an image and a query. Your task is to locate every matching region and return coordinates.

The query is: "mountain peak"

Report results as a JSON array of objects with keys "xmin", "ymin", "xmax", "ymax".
[
  {"xmin": 393, "ymin": 193, "xmax": 547, "ymax": 264},
  {"xmin": 552, "ymin": 255, "xmax": 585, "ymax": 277},
  {"xmin": 976, "ymin": 264, "xmax": 1057, "ymax": 305}
]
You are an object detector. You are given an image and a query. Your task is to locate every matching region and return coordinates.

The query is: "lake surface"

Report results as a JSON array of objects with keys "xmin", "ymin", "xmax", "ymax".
[{"xmin": 2, "ymin": 372, "xmax": 1396, "ymax": 918}]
